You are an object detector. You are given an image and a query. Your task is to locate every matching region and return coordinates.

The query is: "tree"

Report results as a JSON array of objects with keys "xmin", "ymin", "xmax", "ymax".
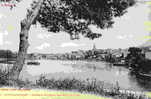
[
  {"xmin": 126, "ymin": 47, "xmax": 151, "ymax": 73},
  {"xmin": 0, "ymin": 0, "xmax": 136, "ymax": 84},
  {"xmin": 126, "ymin": 47, "xmax": 145, "ymax": 72}
]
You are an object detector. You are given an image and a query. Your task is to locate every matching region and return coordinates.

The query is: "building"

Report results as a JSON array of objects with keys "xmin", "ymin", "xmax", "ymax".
[
  {"xmin": 92, "ymin": 43, "xmax": 97, "ymax": 51},
  {"xmin": 145, "ymin": 52, "xmax": 151, "ymax": 59}
]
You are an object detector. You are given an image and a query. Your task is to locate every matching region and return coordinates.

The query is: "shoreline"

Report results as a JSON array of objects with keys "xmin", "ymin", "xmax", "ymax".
[{"xmin": 0, "ymin": 85, "xmax": 148, "ymax": 99}]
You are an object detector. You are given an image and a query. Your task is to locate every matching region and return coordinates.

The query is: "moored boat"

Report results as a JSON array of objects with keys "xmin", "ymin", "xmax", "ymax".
[
  {"xmin": 113, "ymin": 59, "xmax": 126, "ymax": 66},
  {"xmin": 113, "ymin": 63, "xmax": 126, "ymax": 66},
  {"xmin": 135, "ymin": 72, "xmax": 151, "ymax": 79},
  {"xmin": 138, "ymin": 72, "xmax": 151, "ymax": 77},
  {"xmin": 27, "ymin": 61, "xmax": 40, "ymax": 65}
]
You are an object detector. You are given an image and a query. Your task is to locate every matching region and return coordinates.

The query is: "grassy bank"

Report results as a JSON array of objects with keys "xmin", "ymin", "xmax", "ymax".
[
  {"xmin": 0, "ymin": 67, "xmax": 149, "ymax": 99},
  {"xmin": 34, "ymin": 75, "xmax": 148, "ymax": 99}
]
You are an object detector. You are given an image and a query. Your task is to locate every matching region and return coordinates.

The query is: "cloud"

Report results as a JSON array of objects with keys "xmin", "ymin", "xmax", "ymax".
[
  {"xmin": 0, "ymin": 14, "xmax": 3, "ymax": 19},
  {"xmin": 120, "ymin": 15, "xmax": 131, "ymax": 20},
  {"xmin": 4, "ymin": 41, "xmax": 12, "ymax": 45},
  {"xmin": 60, "ymin": 42, "xmax": 85, "ymax": 48},
  {"xmin": 36, "ymin": 43, "xmax": 50, "ymax": 50},
  {"xmin": 0, "ymin": 13, "xmax": 5, "ymax": 19},
  {"xmin": 0, "ymin": 33, "xmax": 3, "ymax": 45},
  {"xmin": 0, "ymin": 30, "xmax": 8, "ymax": 35},
  {"xmin": 3, "ymin": 31, "xmax": 8, "ymax": 36},
  {"xmin": 116, "ymin": 34, "xmax": 134, "ymax": 40},
  {"xmin": 0, "ymin": 30, "xmax": 8, "ymax": 46},
  {"xmin": 37, "ymin": 33, "xmax": 52, "ymax": 39},
  {"xmin": 0, "ymin": 30, "xmax": 9, "ymax": 46}
]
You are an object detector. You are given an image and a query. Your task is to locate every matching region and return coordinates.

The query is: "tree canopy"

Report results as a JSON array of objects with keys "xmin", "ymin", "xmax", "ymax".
[
  {"xmin": 35, "ymin": 0, "xmax": 136, "ymax": 40},
  {"xmin": 1, "ymin": 0, "xmax": 136, "ymax": 40}
]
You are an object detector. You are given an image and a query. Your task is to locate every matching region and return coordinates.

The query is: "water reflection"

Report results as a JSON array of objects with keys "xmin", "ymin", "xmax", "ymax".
[
  {"xmin": 128, "ymin": 72, "xmax": 151, "ymax": 91},
  {"xmin": 19, "ymin": 60, "xmax": 151, "ymax": 91},
  {"xmin": 1, "ymin": 60, "xmax": 151, "ymax": 91},
  {"xmin": 63, "ymin": 61, "xmax": 113, "ymax": 72}
]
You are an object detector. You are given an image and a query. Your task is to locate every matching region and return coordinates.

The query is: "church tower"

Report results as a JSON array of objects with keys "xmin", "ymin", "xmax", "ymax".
[{"xmin": 92, "ymin": 43, "xmax": 96, "ymax": 51}]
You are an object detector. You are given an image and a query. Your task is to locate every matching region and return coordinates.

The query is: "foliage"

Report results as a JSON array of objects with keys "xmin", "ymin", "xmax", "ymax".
[
  {"xmin": 125, "ymin": 47, "xmax": 149, "ymax": 73},
  {"xmin": 36, "ymin": 75, "xmax": 147, "ymax": 99},
  {"xmin": 0, "ymin": 50, "xmax": 17, "ymax": 58},
  {"xmin": 0, "ymin": 66, "xmax": 10, "ymax": 86},
  {"xmin": 33, "ymin": 0, "xmax": 136, "ymax": 40}
]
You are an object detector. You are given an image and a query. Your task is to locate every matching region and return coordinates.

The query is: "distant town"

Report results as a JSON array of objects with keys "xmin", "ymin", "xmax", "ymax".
[{"xmin": 1, "ymin": 44, "xmax": 151, "ymax": 63}]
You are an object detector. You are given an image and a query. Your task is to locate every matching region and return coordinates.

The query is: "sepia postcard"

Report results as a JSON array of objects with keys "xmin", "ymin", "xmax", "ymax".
[{"xmin": 0, "ymin": 0, "xmax": 151, "ymax": 99}]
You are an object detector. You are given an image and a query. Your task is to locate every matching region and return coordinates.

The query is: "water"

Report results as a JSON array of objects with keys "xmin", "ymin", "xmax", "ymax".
[{"xmin": 1, "ymin": 60, "xmax": 150, "ymax": 91}]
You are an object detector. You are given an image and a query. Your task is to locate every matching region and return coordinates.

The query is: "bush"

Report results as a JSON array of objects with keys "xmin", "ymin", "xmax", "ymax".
[
  {"xmin": 0, "ymin": 68, "xmax": 9, "ymax": 85},
  {"xmin": 36, "ymin": 75, "xmax": 148, "ymax": 99}
]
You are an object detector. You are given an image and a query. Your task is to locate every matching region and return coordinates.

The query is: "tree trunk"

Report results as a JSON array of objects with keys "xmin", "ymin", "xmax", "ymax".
[
  {"xmin": 8, "ymin": 0, "xmax": 43, "ymax": 85},
  {"xmin": 8, "ymin": 19, "xmax": 30, "ymax": 84}
]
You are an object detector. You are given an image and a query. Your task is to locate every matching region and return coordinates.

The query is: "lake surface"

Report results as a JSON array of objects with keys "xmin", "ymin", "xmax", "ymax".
[{"xmin": 1, "ymin": 60, "xmax": 150, "ymax": 91}]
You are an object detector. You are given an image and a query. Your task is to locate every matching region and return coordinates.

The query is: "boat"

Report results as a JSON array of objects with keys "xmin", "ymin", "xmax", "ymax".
[
  {"xmin": 113, "ymin": 61, "xmax": 126, "ymax": 66},
  {"xmin": 137, "ymin": 72, "xmax": 151, "ymax": 79},
  {"xmin": 113, "ymin": 59, "xmax": 126, "ymax": 66},
  {"xmin": 113, "ymin": 63, "xmax": 126, "ymax": 66},
  {"xmin": 27, "ymin": 61, "xmax": 40, "ymax": 65}
]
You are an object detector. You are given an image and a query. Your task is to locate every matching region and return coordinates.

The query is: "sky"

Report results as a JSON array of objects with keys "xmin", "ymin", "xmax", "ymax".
[{"xmin": 0, "ymin": 0, "xmax": 151, "ymax": 54}]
